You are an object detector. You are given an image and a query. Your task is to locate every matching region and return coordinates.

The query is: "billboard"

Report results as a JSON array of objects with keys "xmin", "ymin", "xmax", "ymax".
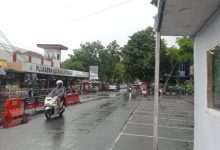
[{"xmin": 89, "ymin": 66, "xmax": 99, "ymax": 80}]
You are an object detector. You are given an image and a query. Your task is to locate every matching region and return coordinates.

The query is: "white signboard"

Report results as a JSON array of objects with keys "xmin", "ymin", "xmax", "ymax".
[
  {"xmin": 22, "ymin": 62, "xmax": 89, "ymax": 78},
  {"xmin": 89, "ymin": 66, "xmax": 99, "ymax": 80},
  {"xmin": 0, "ymin": 68, "xmax": 6, "ymax": 75}
]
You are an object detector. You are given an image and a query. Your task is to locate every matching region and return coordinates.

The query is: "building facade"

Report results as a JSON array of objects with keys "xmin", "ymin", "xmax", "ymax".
[
  {"xmin": 0, "ymin": 44, "xmax": 89, "ymax": 98},
  {"xmin": 157, "ymin": 0, "xmax": 220, "ymax": 149}
]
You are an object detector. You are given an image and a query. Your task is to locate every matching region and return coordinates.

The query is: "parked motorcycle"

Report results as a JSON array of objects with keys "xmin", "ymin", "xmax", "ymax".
[{"xmin": 44, "ymin": 93, "xmax": 65, "ymax": 119}]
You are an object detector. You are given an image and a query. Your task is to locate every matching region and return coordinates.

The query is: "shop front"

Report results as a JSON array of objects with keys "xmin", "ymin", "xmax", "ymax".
[{"xmin": 4, "ymin": 61, "xmax": 89, "ymax": 97}]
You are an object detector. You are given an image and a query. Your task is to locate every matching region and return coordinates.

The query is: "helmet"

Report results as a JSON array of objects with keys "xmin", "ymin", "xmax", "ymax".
[{"xmin": 56, "ymin": 80, "xmax": 63, "ymax": 86}]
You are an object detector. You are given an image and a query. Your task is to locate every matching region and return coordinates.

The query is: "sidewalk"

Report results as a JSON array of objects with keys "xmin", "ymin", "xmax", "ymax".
[{"xmin": 111, "ymin": 95, "xmax": 194, "ymax": 150}]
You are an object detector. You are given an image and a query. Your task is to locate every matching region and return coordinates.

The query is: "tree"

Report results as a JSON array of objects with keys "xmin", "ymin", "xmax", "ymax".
[
  {"xmin": 99, "ymin": 40, "xmax": 122, "ymax": 82},
  {"xmin": 62, "ymin": 40, "xmax": 124, "ymax": 83},
  {"xmin": 163, "ymin": 37, "xmax": 193, "ymax": 91},
  {"xmin": 113, "ymin": 63, "xmax": 125, "ymax": 83},
  {"xmin": 62, "ymin": 41, "xmax": 104, "ymax": 72},
  {"xmin": 122, "ymin": 27, "xmax": 167, "ymax": 82},
  {"xmin": 150, "ymin": 0, "xmax": 157, "ymax": 6},
  {"xmin": 61, "ymin": 59, "xmax": 84, "ymax": 71}
]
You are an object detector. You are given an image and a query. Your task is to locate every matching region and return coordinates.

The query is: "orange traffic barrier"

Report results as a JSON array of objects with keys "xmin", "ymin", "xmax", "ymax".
[
  {"xmin": 65, "ymin": 93, "xmax": 80, "ymax": 106},
  {"xmin": 65, "ymin": 94, "xmax": 74, "ymax": 106},
  {"xmin": 3, "ymin": 98, "xmax": 23, "ymax": 119},
  {"xmin": 73, "ymin": 93, "xmax": 80, "ymax": 104}
]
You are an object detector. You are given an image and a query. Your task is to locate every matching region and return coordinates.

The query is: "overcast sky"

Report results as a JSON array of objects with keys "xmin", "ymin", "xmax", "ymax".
[{"xmin": 0, "ymin": 0, "xmax": 176, "ymax": 61}]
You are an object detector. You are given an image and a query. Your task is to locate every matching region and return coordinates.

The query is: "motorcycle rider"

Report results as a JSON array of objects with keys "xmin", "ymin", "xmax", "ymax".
[{"xmin": 51, "ymin": 80, "xmax": 66, "ymax": 111}]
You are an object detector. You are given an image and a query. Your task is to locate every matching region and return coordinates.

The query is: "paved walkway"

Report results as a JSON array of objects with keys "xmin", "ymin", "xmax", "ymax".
[{"xmin": 111, "ymin": 95, "xmax": 194, "ymax": 150}]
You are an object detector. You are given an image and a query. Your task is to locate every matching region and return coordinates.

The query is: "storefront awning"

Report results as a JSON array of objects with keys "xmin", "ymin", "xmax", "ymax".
[
  {"xmin": 6, "ymin": 61, "xmax": 89, "ymax": 78},
  {"xmin": 157, "ymin": 0, "xmax": 220, "ymax": 36}
]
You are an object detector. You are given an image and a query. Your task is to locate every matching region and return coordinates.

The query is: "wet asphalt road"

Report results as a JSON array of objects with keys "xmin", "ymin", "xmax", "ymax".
[
  {"xmin": 0, "ymin": 93, "xmax": 194, "ymax": 150},
  {"xmin": 0, "ymin": 93, "xmax": 139, "ymax": 150}
]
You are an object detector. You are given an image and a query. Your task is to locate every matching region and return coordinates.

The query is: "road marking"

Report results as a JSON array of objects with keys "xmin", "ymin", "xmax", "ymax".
[
  {"xmin": 120, "ymin": 133, "xmax": 193, "ymax": 143},
  {"xmin": 109, "ymin": 133, "xmax": 122, "ymax": 150},
  {"xmin": 109, "ymin": 103, "xmax": 139, "ymax": 150},
  {"xmin": 132, "ymin": 115, "xmax": 194, "ymax": 122},
  {"xmin": 159, "ymin": 136, "xmax": 193, "ymax": 143},
  {"xmin": 127, "ymin": 122, "xmax": 194, "ymax": 130},
  {"xmin": 121, "ymin": 133, "xmax": 153, "ymax": 138},
  {"xmin": 135, "ymin": 111, "xmax": 193, "ymax": 117}
]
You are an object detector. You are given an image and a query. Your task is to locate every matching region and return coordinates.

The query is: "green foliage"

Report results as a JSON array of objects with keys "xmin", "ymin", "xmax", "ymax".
[
  {"xmin": 62, "ymin": 41, "xmax": 104, "ymax": 72},
  {"xmin": 122, "ymin": 27, "xmax": 167, "ymax": 82},
  {"xmin": 167, "ymin": 37, "xmax": 193, "ymax": 70},
  {"xmin": 184, "ymin": 82, "xmax": 194, "ymax": 93},
  {"xmin": 61, "ymin": 40, "xmax": 125, "ymax": 83},
  {"xmin": 150, "ymin": 0, "xmax": 158, "ymax": 6},
  {"xmin": 164, "ymin": 37, "xmax": 193, "ymax": 87},
  {"xmin": 113, "ymin": 63, "xmax": 125, "ymax": 83}
]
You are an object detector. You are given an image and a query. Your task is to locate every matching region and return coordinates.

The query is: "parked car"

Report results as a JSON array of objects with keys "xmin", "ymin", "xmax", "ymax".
[
  {"xmin": 120, "ymin": 84, "xmax": 127, "ymax": 89},
  {"xmin": 109, "ymin": 85, "xmax": 117, "ymax": 92}
]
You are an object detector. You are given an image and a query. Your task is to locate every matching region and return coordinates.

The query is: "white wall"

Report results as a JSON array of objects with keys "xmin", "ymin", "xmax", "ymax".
[
  {"xmin": 0, "ymin": 50, "xmax": 12, "ymax": 62},
  {"xmin": 194, "ymin": 8, "xmax": 220, "ymax": 150},
  {"xmin": 52, "ymin": 59, "xmax": 60, "ymax": 68},
  {"xmin": 45, "ymin": 49, "xmax": 61, "ymax": 63},
  {"xmin": 17, "ymin": 53, "xmax": 28, "ymax": 62},
  {"xmin": 44, "ymin": 59, "xmax": 51, "ymax": 67},
  {"xmin": 31, "ymin": 57, "xmax": 41, "ymax": 64}
]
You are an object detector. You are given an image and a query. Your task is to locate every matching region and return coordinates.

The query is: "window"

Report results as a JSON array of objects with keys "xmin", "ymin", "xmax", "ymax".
[
  {"xmin": 207, "ymin": 46, "xmax": 220, "ymax": 109},
  {"xmin": 52, "ymin": 53, "xmax": 55, "ymax": 59},
  {"xmin": 179, "ymin": 64, "xmax": 185, "ymax": 71},
  {"xmin": 57, "ymin": 54, "xmax": 60, "ymax": 60}
]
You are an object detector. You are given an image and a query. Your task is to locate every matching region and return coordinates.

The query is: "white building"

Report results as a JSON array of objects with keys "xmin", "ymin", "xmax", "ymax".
[
  {"xmin": 0, "ymin": 43, "xmax": 89, "ymax": 89},
  {"xmin": 157, "ymin": 0, "xmax": 220, "ymax": 149},
  {"xmin": 37, "ymin": 44, "xmax": 68, "ymax": 68}
]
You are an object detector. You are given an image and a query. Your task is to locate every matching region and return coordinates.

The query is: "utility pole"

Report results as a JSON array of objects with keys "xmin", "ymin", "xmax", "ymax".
[
  {"xmin": 153, "ymin": 31, "xmax": 160, "ymax": 150},
  {"xmin": 153, "ymin": 0, "xmax": 161, "ymax": 150}
]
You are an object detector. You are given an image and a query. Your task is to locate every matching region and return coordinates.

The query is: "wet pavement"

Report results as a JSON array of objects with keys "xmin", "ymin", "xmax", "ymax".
[
  {"xmin": 0, "ymin": 93, "xmax": 194, "ymax": 150},
  {"xmin": 0, "ymin": 93, "xmax": 140, "ymax": 150},
  {"xmin": 111, "ymin": 95, "xmax": 194, "ymax": 150}
]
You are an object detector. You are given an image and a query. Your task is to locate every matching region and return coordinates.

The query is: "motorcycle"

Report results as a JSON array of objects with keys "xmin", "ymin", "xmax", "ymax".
[{"xmin": 44, "ymin": 92, "xmax": 65, "ymax": 119}]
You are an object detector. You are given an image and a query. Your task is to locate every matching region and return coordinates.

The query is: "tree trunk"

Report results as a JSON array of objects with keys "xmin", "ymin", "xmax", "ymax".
[{"xmin": 163, "ymin": 62, "xmax": 178, "ymax": 92}]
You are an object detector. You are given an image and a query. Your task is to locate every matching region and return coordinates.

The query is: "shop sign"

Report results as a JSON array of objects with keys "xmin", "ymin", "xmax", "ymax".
[
  {"xmin": 89, "ymin": 66, "xmax": 99, "ymax": 80},
  {"xmin": 22, "ymin": 62, "xmax": 89, "ymax": 77},
  {"xmin": 36, "ymin": 65, "xmax": 53, "ymax": 73},
  {"xmin": 53, "ymin": 68, "xmax": 67, "ymax": 75}
]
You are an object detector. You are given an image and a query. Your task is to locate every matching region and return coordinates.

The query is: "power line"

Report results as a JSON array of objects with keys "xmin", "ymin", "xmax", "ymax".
[
  {"xmin": 68, "ymin": 0, "xmax": 135, "ymax": 23},
  {"xmin": 0, "ymin": 31, "xmax": 15, "ymax": 51}
]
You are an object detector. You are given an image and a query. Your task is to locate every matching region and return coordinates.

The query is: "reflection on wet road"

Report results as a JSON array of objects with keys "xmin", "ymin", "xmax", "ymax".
[{"xmin": 0, "ymin": 94, "xmax": 139, "ymax": 150}]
